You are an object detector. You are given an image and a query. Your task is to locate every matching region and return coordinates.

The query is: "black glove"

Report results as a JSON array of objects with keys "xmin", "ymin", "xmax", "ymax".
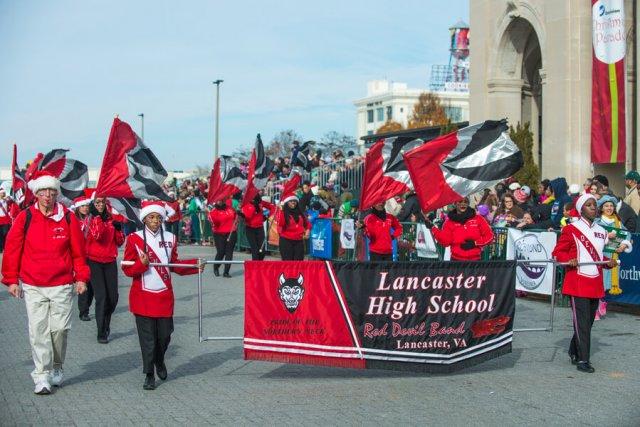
[
  {"xmin": 423, "ymin": 219, "xmax": 434, "ymax": 230},
  {"xmin": 89, "ymin": 202, "xmax": 100, "ymax": 217},
  {"xmin": 113, "ymin": 222, "xmax": 122, "ymax": 231},
  {"xmin": 460, "ymin": 239, "xmax": 476, "ymax": 250}
]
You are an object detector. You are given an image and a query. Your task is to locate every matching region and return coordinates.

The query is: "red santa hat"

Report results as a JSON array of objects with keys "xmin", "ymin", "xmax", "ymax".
[
  {"xmin": 139, "ymin": 200, "xmax": 167, "ymax": 221},
  {"xmin": 280, "ymin": 173, "xmax": 301, "ymax": 204},
  {"xmin": 28, "ymin": 170, "xmax": 60, "ymax": 194},
  {"xmin": 71, "ymin": 188, "xmax": 96, "ymax": 210}
]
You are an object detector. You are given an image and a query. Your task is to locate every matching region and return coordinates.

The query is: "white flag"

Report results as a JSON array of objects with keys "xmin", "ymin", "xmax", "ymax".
[
  {"xmin": 340, "ymin": 219, "xmax": 356, "ymax": 249},
  {"xmin": 415, "ymin": 223, "xmax": 439, "ymax": 259}
]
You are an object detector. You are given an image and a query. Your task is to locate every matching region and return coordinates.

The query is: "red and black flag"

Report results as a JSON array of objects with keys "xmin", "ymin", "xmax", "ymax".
[
  {"xmin": 243, "ymin": 134, "xmax": 275, "ymax": 205},
  {"xmin": 291, "ymin": 140, "xmax": 313, "ymax": 172},
  {"xmin": 37, "ymin": 149, "xmax": 89, "ymax": 206},
  {"xmin": 404, "ymin": 120, "xmax": 523, "ymax": 213},
  {"xmin": 359, "ymin": 136, "xmax": 424, "ymax": 210},
  {"xmin": 207, "ymin": 155, "xmax": 247, "ymax": 204},
  {"xmin": 11, "ymin": 144, "xmax": 29, "ymax": 206},
  {"xmin": 96, "ymin": 117, "xmax": 170, "ymax": 201}
]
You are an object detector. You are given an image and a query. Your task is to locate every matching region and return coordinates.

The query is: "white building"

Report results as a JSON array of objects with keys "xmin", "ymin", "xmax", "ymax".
[{"xmin": 353, "ymin": 80, "xmax": 469, "ymax": 142}]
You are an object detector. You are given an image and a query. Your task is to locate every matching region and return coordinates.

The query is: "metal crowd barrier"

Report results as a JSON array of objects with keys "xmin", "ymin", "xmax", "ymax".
[{"xmin": 122, "ymin": 258, "xmax": 618, "ymax": 342}]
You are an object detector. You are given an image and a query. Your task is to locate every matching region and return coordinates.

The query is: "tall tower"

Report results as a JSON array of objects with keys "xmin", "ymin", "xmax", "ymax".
[{"xmin": 430, "ymin": 20, "xmax": 470, "ymax": 92}]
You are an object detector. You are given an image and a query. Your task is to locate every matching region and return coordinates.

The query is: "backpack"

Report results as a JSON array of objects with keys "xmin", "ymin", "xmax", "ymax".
[{"xmin": 23, "ymin": 208, "xmax": 72, "ymax": 236}]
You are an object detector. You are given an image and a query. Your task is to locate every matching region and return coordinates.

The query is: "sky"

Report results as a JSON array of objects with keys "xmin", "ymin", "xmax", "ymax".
[{"xmin": 0, "ymin": 0, "xmax": 469, "ymax": 170}]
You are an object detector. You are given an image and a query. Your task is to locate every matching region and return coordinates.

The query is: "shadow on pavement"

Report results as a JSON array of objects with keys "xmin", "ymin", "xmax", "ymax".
[
  {"xmin": 67, "ymin": 351, "xmax": 140, "ymax": 386},
  {"xmin": 171, "ymin": 346, "xmax": 241, "ymax": 379}
]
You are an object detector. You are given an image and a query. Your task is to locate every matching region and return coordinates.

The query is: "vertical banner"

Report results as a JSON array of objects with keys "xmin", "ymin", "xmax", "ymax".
[
  {"xmin": 415, "ymin": 223, "xmax": 439, "ymax": 259},
  {"xmin": 591, "ymin": 0, "xmax": 626, "ymax": 163},
  {"xmin": 310, "ymin": 218, "xmax": 333, "ymax": 259},
  {"xmin": 340, "ymin": 219, "xmax": 356, "ymax": 249},
  {"xmin": 506, "ymin": 229, "xmax": 557, "ymax": 295},
  {"xmin": 607, "ymin": 233, "xmax": 640, "ymax": 305}
]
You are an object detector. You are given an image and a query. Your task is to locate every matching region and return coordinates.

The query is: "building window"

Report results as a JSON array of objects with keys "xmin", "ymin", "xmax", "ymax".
[
  {"xmin": 400, "ymin": 107, "xmax": 404, "ymax": 113},
  {"xmin": 376, "ymin": 108, "xmax": 384, "ymax": 122},
  {"xmin": 367, "ymin": 110, "xmax": 374, "ymax": 123},
  {"xmin": 444, "ymin": 106, "xmax": 462, "ymax": 122},
  {"xmin": 386, "ymin": 106, "xmax": 392, "ymax": 121},
  {"xmin": 367, "ymin": 130, "xmax": 374, "ymax": 135}
]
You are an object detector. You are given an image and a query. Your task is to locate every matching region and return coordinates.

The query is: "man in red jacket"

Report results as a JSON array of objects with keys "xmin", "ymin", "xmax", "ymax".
[
  {"xmin": 552, "ymin": 193, "xmax": 619, "ymax": 373},
  {"xmin": 1, "ymin": 171, "xmax": 90, "ymax": 395},
  {"xmin": 208, "ymin": 199, "xmax": 238, "ymax": 277},
  {"xmin": 358, "ymin": 202, "xmax": 402, "ymax": 261}
]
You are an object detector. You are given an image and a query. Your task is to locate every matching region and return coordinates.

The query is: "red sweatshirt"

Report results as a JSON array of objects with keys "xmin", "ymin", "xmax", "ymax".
[
  {"xmin": 208, "ymin": 206, "xmax": 237, "ymax": 234},
  {"xmin": 166, "ymin": 201, "xmax": 182, "ymax": 223},
  {"xmin": 122, "ymin": 229, "xmax": 198, "ymax": 317},
  {"xmin": 432, "ymin": 213, "xmax": 493, "ymax": 261},
  {"xmin": 1, "ymin": 203, "xmax": 90, "ymax": 286},
  {"xmin": 276, "ymin": 209, "xmax": 310, "ymax": 240},
  {"xmin": 363, "ymin": 213, "xmax": 402, "ymax": 255},
  {"xmin": 242, "ymin": 201, "xmax": 276, "ymax": 229},
  {"xmin": 85, "ymin": 215, "xmax": 125, "ymax": 263}
]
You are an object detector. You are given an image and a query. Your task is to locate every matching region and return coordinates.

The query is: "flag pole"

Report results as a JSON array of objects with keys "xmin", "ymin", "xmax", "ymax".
[{"xmin": 213, "ymin": 79, "xmax": 223, "ymax": 161}]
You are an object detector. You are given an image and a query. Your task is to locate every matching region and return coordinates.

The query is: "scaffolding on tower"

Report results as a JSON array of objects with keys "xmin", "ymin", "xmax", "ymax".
[{"xmin": 430, "ymin": 20, "xmax": 469, "ymax": 93}]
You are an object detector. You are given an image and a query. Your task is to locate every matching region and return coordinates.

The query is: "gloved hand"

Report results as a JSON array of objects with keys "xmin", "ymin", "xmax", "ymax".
[
  {"xmin": 423, "ymin": 219, "xmax": 434, "ymax": 230},
  {"xmin": 460, "ymin": 239, "xmax": 476, "ymax": 250},
  {"xmin": 113, "ymin": 222, "xmax": 122, "ymax": 231}
]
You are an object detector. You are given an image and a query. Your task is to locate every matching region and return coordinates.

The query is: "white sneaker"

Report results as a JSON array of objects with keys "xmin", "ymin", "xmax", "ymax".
[
  {"xmin": 34, "ymin": 380, "xmax": 52, "ymax": 395},
  {"xmin": 50, "ymin": 369, "xmax": 64, "ymax": 387}
]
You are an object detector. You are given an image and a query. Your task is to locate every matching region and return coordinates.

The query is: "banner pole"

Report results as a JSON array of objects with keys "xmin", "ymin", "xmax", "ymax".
[
  {"xmin": 549, "ymin": 261, "xmax": 557, "ymax": 332},
  {"xmin": 197, "ymin": 258, "xmax": 203, "ymax": 343}
]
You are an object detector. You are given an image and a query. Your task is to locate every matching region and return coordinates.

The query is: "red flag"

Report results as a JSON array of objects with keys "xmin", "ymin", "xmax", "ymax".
[
  {"xmin": 242, "ymin": 150, "xmax": 259, "ymax": 206},
  {"xmin": 96, "ymin": 118, "xmax": 170, "ymax": 201},
  {"xmin": 280, "ymin": 172, "xmax": 301, "ymax": 204},
  {"xmin": 403, "ymin": 120, "xmax": 523, "ymax": 213},
  {"xmin": 360, "ymin": 136, "xmax": 423, "ymax": 210},
  {"xmin": 11, "ymin": 144, "xmax": 31, "ymax": 207}
]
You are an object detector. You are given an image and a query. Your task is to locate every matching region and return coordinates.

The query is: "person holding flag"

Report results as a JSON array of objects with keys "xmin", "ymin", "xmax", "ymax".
[
  {"xmin": 276, "ymin": 188, "xmax": 310, "ymax": 261},
  {"xmin": 357, "ymin": 202, "xmax": 402, "ymax": 261},
  {"xmin": 71, "ymin": 190, "xmax": 94, "ymax": 321},
  {"xmin": 86, "ymin": 195, "xmax": 125, "ymax": 343},
  {"xmin": 121, "ymin": 201, "xmax": 203, "ymax": 390},
  {"xmin": 552, "ymin": 193, "xmax": 629, "ymax": 373},
  {"xmin": 208, "ymin": 199, "xmax": 237, "ymax": 277},
  {"xmin": 241, "ymin": 193, "xmax": 275, "ymax": 260}
]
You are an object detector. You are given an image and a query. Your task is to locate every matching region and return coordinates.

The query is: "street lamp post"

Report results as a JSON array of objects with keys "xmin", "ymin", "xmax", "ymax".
[
  {"xmin": 138, "ymin": 113, "xmax": 145, "ymax": 140},
  {"xmin": 213, "ymin": 79, "xmax": 223, "ymax": 161}
]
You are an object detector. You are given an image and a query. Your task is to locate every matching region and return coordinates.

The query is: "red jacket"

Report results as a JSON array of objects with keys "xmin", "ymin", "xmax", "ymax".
[
  {"xmin": 552, "ymin": 218, "xmax": 611, "ymax": 298},
  {"xmin": 85, "ymin": 215, "xmax": 125, "ymax": 263},
  {"xmin": 277, "ymin": 209, "xmax": 310, "ymax": 240},
  {"xmin": 363, "ymin": 213, "xmax": 402, "ymax": 255},
  {"xmin": 242, "ymin": 201, "xmax": 276, "ymax": 229},
  {"xmin": 432, "ymin": 212, "xmax": 493, "ymax": 261},
  {"xmin": 122, "ymin": 230, "xmax": 198, "ymax": 317},
  {"xmin": 208, "ymin": 206, "xmax": 237, "ymax": 234},
  {"xmin": 166, "ymin": 201, "xmax": 182, "ymax": 223},
  {"xmin": 1, "ymin": 203, "xmax": 90, "ymax": 286}
]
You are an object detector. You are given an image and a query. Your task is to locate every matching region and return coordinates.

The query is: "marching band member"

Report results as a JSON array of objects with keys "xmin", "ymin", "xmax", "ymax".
[
  {"xmin": 552, "ymin": 193, "xmax": 630, "ymax": 373},
  {"xmin": 241, "ymin": 194, "xmax": 275, "ymax": 260},
  {"xmin": 121, "ymin": 201, "xmax": 203, "ymax": 390},
  {"xmin": 208, "ymin": 199, "xmax": 237, "ymax": 277},
  {"xmin": 86, "ymin": 195, "xmax": 125, "ymax": 343},
  {"xmin": 358, "ymin": 202, "xmax": 402, "ymax": 261},
  {"xmin": 277, "ymin": 193, "xmax": 309, "ymax": 261},
  {"xmin": 71, "ymin": 190, "xmax": 94, "ymax": 321}
]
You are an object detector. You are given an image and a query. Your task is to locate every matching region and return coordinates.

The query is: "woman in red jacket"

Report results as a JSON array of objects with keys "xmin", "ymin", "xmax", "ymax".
[
  {"xmin": 72, "ymin": 193, "xmax": 93, "ymax": 321},
  {"xmin": 122, "ymin": 201, "xmax": 202, "ymax": 390},
  {"xmin": 241, "ymin": 194, "xmax": 275, "ymax": 260},
  {"xmin": 431, "ymin": 197, "xmax": 494, "ymax": 261},
  {"xmin": 359, "ymin": 203, "xmax": 402, "ymax": 261},
  {"xmin": 208, "ymin": 199, "xmax": 237, "ymax": 277},
  {"xmin": 86, "ymin": 197, "xmax": 125, "ymax": 343},
  {"xmin": 276, "ymin": 194, "xmax": 309, "ymax": 260}
]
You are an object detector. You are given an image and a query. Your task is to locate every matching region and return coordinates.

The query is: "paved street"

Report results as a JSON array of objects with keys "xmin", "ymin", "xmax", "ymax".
[{"xmin": 0, "ymin": 246, "xmax": 638, "ymax": 426}]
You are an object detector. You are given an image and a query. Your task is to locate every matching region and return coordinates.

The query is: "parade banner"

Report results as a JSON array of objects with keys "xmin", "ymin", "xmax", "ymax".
[
  {"xmin": 607, "ymin": 233, "xmax": 640, "ymax": 305},
  {"xmin": 591, "ymin": 0, "xmax": 626, "ymax": 163},
  {"xmin": 244, "ymin": 260, "xmax": 516, "ymax": 373},
  {"xmin": 339, "ymin": 219, "xmax": 356, "ymax": 249},
  {"xmin": 506, "ymin": 229, "xmax": 556, "ymax": 295},
  {"xmin": 310, "ymin": 218, "xmax": 333, "ymax": 259}
]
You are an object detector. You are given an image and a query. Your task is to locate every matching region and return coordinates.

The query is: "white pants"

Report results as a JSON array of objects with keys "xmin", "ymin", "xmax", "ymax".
[{"xmin": 22, "ymin": 284, "xmax": 73, "ymax": 384}]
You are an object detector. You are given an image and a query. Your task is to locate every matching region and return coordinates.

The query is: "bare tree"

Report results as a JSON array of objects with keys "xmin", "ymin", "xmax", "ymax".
[{"xmin": 268, "ymin": 129, "xmax": 303, "ymax": 158}]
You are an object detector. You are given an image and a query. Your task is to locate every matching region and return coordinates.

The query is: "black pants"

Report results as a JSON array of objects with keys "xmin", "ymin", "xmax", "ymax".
[
  {"xmin": 370, "ymin": 252, "xmax": 392, "ymax": 261},
  {"xmin": 569, "ymin": 296, "xmax": 599, "ymax": 363},
  {"xmin": 213, "ymin": 232, "xmax": 236, "ymax": 273},
  {"xmin": 78, "ymin": 280, "xmax": 94, "ymax": 317},
  {"xmin": 89, "ymin": 260, "xmax": 119, "ymax": 339},
  {"xmin": 135, "ymin": 315, "xmax": 174, "ymax": 375},
  {"xmin": 279, "ymin": 237, "xmax": 304, "ymax": 261},
  {"xmin": 246, "ymin": 226, "xmax": 266, "ymax": 260},
  {"xmin": 0, "ymin": 223, "xmax": 9, "ymax": 252}
]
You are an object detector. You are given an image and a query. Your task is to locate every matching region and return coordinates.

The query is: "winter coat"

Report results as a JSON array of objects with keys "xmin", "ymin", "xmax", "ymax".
[
  {"xmin": 432, "ymin": 208, "xmax": 494, "ymax": 261},
  {"xmin": 277, "ymin": 209, "xmax": 309, "ymax": 240},
  {"xmin": 363, "ymin": 212, "xmax": 402, "ymax": 255},
  {"xmin": 208, "ymin": 206, "xmax": 237, "ymax": 234},
  {"xmin": 549, "ymin": 178, "xmax": 571, "ymax": 228},
  {"xmin": 85, "ymin": 215, "xmax": 125, "ymax": 263},
  {"xmin": 242, "ymin": 201, "xmax": 275, "ymax": 229}
]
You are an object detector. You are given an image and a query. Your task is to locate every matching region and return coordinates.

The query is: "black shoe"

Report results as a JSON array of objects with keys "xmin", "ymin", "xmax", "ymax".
[
  {"xmin": 143, "ymin": 374, "xmax": 156, "ymax": 390},
  {"xmin": 79, "ymin": 314, "xmax": 91, "ymax": 321},
  {"xmin": 156, "ymin": 363, "xmax": 167, "ymax": 380},
  {"xmin": 568, "ymin": 352, "xmax": 578, "ymax": 365},
  {"xmin": 213, "ymin": 269, "xmax": 220, "ymax": 277},
  {"xmin": 97, "ymin": 336, "xmax": 109, "ymax": 344},
  {"xmin": 576, "ymin": 361, "xmax": 595, "ymax": 373},
  {"xmin": 223, "ymin": 272, "xmax": 231, "ymax": 278}
]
